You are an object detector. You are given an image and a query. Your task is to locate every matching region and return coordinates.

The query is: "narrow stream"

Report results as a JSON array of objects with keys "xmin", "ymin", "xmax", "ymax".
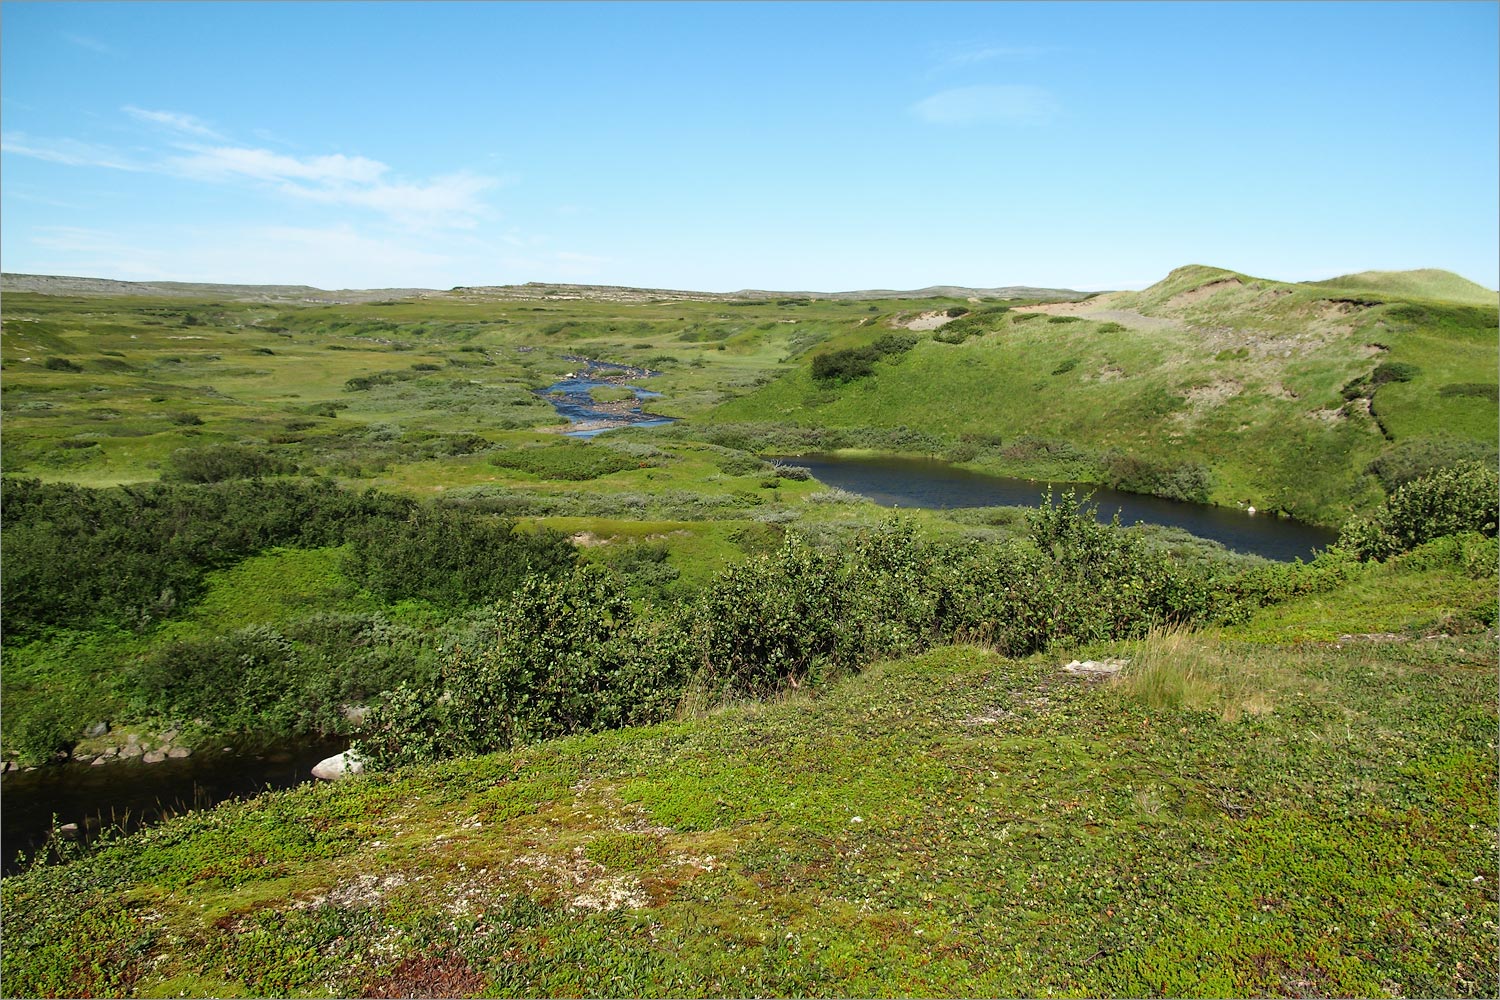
[{"xmin": 537, "ymin": 357, "xmax": 676, "ymax": 437}]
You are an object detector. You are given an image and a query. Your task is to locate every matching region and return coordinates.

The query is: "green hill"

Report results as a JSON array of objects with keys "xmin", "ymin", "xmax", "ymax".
[
  {"xmin": 705, "ymin": 265, "xmax": 1499, "ymax": 526},
  {"xmin": 3, "ymin": 538, "xmax": 1494, "ymax": 998},
  {"xmin": 1306, "ymin": 268, "xmax": 1498, "ymax": 307}
]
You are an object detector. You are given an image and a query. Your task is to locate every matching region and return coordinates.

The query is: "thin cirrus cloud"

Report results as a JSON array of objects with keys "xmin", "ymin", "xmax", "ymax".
[
  {"xmin": 2, "ymin": 108, "xmax": 499, "ymax": 230},
  {"xmin": 122, "ymin": 105, "xmax": 225, "ymax": 140},
  {"xmin": 912, "ymin": 84, "xmax": 1060, "ymax": 125},
  {"xmin": 166, "ymin": 145, "xmax": 497, "ymax": 229}
]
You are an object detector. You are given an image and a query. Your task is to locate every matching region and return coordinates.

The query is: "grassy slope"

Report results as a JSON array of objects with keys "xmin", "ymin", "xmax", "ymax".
[
  {"xmin": 1305, "ymin": 268, "xmax": 1497, "ymax": 307},
  {"xmin": 2, "ymin": 548, "xmax": 1494, "ymax": 998},
  {"xmin": 706, "ymin": 265, "xmax": 1498, "ymax": 525}
]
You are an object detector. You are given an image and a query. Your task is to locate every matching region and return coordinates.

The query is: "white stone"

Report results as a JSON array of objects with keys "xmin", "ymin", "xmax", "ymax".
[{"xmin": 311, "ymin": 750, "xmax": 365, "ymax": 781}]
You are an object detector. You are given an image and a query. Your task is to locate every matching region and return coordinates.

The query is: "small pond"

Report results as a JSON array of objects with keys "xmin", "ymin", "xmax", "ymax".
[{"xmin": 774, "ymin": 453, "xmax": 1337, "ymax": 562}]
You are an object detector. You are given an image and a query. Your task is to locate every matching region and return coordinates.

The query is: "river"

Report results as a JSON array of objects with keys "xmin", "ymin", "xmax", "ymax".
[
  {"xmin": 775, "ymin": 453, "xmax": 1337, "ymax": 562},
  {"xmin": 1, "ymin": 736, "xmax": 348, "ymax": 875}
]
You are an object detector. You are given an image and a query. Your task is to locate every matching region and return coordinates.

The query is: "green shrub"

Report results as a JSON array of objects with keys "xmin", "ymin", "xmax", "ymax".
[
  {"xmin": 489, "ymin": 441, "xmax": 638, "ymax": 481},
  {"xmin": 810, "ymin": 334, "xmax": 917, "ymax": 383},
  {"xmin": 1338, "ymin": 461, "xmax": 1499, "ymax": 561},
  {"xmin": 1437, "ymin": 382, "xmax": 1499, "ymax": 400},
  {"xmin": 343, "ymin": 504, "xmax": 575, "ymax": 607},
  {"xmin": 1106, "ymin": 454, "xmax": 1212, "ymax": 503},
  {"xmin": 1366, "ymin": 438, "xmax": 1500, "ymax": 493},
  {"xmin": 43, "ymin": 357, "xmax": 82, "ymax": 372},
  {"xmin": 1051, "ymin": 358, "xmax": 1080, "ymax": 376},
  {"xmin": 163, "ymin": 444, "xmax": 298, "ymax": 483},
  {"xmin": 357, "ymin": 566, "xmax": 690, "ymax": 767},
  {"xmin": 1371, "ymin": 361, "xmax": 1420, "ymax": 385}
]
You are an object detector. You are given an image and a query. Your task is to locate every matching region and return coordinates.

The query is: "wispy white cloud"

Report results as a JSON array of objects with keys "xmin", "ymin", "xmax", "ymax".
[
  {"xmin": 912, "ymin": 85, "xmax": 1059, "ymax": 125},
  {"xmin": 167, "ymin": 146, "xmax": 390, "ymax": 185},
  {"xmin": 122, "ymin": 105, "xmax": 225, "ymax": 140},
  {"xmin": 0, "ymin": 132, "xmax": 143, "ymax": 171},
  {"xmin": 63, "ymin": 33, "xmax": 116, "ymax": 55},
  {"xmin": 934, "ymin": 44, "xmax": 1053, "ymax": 72},
  {"xmin": 4, "ymin": 111, "xmax": 500, "ymax": 230},
  {"xmin": 165, "ymin": 145, "xmax": 496, "ymax": 228}
]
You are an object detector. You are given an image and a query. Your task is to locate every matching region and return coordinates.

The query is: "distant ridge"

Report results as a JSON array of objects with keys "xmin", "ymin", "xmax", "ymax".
[
  {"xmin": 1303, "ymin": 268, "xmax": 1497, "ymax": 306},
  {"xmin": 728, "ymin": 284, "xmax": 1092, "ymax": 302},
  {"xmin": 2, "ymin": 272, "xmax": 1094, "ymax": 305}
]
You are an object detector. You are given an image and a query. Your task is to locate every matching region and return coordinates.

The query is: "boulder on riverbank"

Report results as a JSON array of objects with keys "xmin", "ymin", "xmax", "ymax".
[{"xmin": 311, "ymin": 751, "xmax": 365, "ymax": 781}]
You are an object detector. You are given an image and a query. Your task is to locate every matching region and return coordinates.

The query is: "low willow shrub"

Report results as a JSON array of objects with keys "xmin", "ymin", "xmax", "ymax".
[
  {"xmin": 1338, "ymin": 461, "xmax": 1498, "ymax": 561},
  {"xmin": 358, "ymin": 495, "xmax": 1247, "ymax": 770}
]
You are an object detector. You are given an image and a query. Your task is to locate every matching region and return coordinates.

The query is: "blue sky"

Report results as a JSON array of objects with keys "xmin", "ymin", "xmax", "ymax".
[{"xmin": 3, "ymin": 1, "xmax": 1496, "ymax": 292}]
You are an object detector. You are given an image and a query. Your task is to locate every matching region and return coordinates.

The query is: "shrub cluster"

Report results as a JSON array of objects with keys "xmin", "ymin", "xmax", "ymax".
[
  {"xmin": 810, "ymin": 334, "xmax": 917, "ymax": 383},
  {"xmin": 1105, "ymin": 454, "xmax": 1213, "ymax": 504},
  {"xmin": 0, "ymin": 477, "xmax": 410, "ymax": 634},
  {"xmin": 163, "ymin": 443, "xmax": 299, "ymax": 483},
  {"xmin": 1337, "ymin": 460, "xmax": 1499, "ymax": 561},
  {"xmin": 128, "ymin": 614, "xmax": 440, "ymax": 740},
  {"xmin": 358, "ymin": 496, "xmax": 1242, "ymax": 770},
  {"xmin": 488, "ymin": 440, "xmax": 640, "ymax": 481},
  {"xmin": 343, "ymin": 505, "xmax": 575, "ymax": 606}
]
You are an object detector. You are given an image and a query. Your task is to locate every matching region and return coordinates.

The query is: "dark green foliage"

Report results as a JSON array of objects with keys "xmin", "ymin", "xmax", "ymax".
[
  {"xmin": 1338, "ymin": 461, "xmax": 1499, "ymax": 561},
  {"xmin": 945, "ymin": 306, "xmax": 970, "ymax": 318},
  {"xmin": 356, "ymin": 566, "xmax": 690, "ymax": 768},
  {"xmin": 488, "ymin": 440, "xmax": 639, "ymax": 480},
  {"xmin": 343, "ymin": 504, "xmax": 575, "ymax": 607},
  {"xmin": 1047, "ymin": 315, "xmax": 1082, "ymax": 324},
  {"xmin": 1371, "ymin": 361, "xmax": 1420, "ymax": 385},
  {"xmin": 0, "ymin": 477, "xmax": 411, "ymax": 635},
  {"xmin": 691, "ymin": 536, "xmax": 842, "ymax": 695},
  {"xmin": 1095, "ymin": 321, "xmax": 1126, "ymax": 334},
  {"xmin": 810, "ymin": 334, "xmax": 917, "ymax": 383},
  {"xmin": 1385, "ymin": 302, "xmax": 1499, "ymax": 336},
  {"xmin": 162, "ymin": 443, "xmax": 299, "ymax": 483},
  {"xmin": 1051, "ymin": 358, "xmax": 1080, "ymax": 376},
  {"xmin": 1366, "ymin": 437, "xmax": 1500, "ymax": 493},
  {"xmin": 43, "ymin": 357, "xmax": 82, "ymax": 372},
  {"xmin": 1438, "ymin": 382, "xmax": 1499, "ymax": 400},
  {"xmin": 128, "ymin": 614, "xmax": 437, "ymax": 739},
  {"xmin": 167, "ymin": 411, "xmax": 203, "ymax": 426},
  {"xmin": 932, "ymin": 306, "xmax": 1010, "ymax": 344},
  {"xmin": 1106, "ymin": 453, "xmax": 1213, "ymax": 503}
]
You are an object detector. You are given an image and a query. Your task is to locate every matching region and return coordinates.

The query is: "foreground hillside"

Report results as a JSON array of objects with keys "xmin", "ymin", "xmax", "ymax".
[
  {"xmin": 3, "ymin": 537, "xmax": 1496, "ymax": 998},
  {"xmin": 707, "ymin": 266, "xmax": 1497, "ymax": 525}
]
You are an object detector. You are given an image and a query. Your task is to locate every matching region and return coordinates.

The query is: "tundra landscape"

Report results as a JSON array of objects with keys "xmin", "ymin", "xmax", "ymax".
[
  {"xmin": 2, "ymin": 1, "xmax": 1497, "ymax": 997},
  {"xmin": 1, "ymin": 263, "xmax": 1496, "ymax": 997}
]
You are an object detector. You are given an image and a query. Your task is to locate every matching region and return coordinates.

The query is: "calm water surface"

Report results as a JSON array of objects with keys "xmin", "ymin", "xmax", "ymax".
[
  {"xmin": 777, "ymin": 453, "xmax": 1337, "ymax": 562},
  {"xmin": 1, "ymin": 736, "xmax": 348, "ymax": 874}
]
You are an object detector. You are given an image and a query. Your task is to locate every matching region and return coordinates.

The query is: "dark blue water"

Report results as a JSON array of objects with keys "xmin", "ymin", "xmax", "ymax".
[{"xmin": 775, "ymin": 453, "xmax": 1337, "ymax": 562}]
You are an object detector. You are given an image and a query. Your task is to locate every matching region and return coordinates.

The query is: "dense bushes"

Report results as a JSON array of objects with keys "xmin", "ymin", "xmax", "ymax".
[
  {"xmin": 1105, "ymin": 454, "xmax": 1213, "ymax": 503},
  {"xmin": 162, "ymin": 443, "xmax": 299, "ymax": 483},
  {"xmin": 355, "ymin": 566, "xmax": 690, "ymax": 768},
  {"xmin": 129, "ymin": 614, "xmax": 442, "ymax": 739},
  {"xmin": 1366, "ymin": 438, "xmax": 1499, "ymax": 493},
  {"xmin": 488, "ymin": 440, "xmax": 640, "ymax": 481},
  {"xmin": 810, "ymin": 334, "xmax": 917, "ymax": 383},
  {"xmin": 0, "ymin": 477, "xmax": 411, "ymax": 634},
  {"xmin": 359, "ymin": 497, "xmax": 1241, "ymax": 769},
  {"xmin": 343, "ymin": 506, "xmax": 575, "ymax": 607},
  {"xmin": 1338, "ymin": 461, "xmax": 1498, "ymax": 561}
]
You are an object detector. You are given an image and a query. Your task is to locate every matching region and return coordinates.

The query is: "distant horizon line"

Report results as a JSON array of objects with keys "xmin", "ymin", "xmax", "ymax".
[{"xmin": 3, "ymin": 265, "xmax": 1496, "ymax": 299}]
